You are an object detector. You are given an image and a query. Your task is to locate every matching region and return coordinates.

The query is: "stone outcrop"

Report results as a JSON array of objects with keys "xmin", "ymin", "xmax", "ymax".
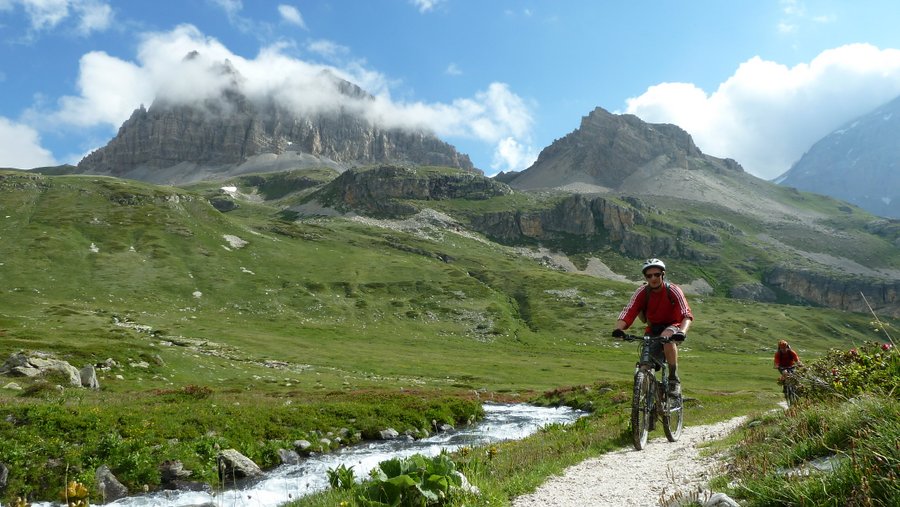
[
  {"xmin": 311, "ymin": 164, "xmax": 511, "ymax": 216},
  {"xmin": 1, "ymin": 352, "xmax": 81, "ymax": 387},
  {"xmin": 95, "ymin": 465, "xmax": 128, "ymax": 503},
  {"xmin": 0, "ymin": 352, "xmax": 101, "ymax": 389},
  {"xmin": 216, "ymin": 449, "xmax": 263, "ymax": 482},
  {"xmin": 469, "ymin": 195, "xmax": 635, "ymax": 243},
  {"xmin": 76, "ymin": 65, "xmax": 475, "ymax": 184},
  {"xmin": 765, "ymin": 266, "xmax": 899, "ymax": 318},
  {"xmin": 467, "ymin": 194, "xmax": 714, "ymax": 263}
]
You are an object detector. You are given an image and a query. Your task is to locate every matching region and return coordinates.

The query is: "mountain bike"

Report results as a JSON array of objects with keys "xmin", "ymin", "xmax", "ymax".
[
  {"xmin": 618, "ymin": 333, "xmax": 684, "ymax": 450},
  {"xmin": 778, "ymin": 366, "xmax": 799, "ymax": 406}
]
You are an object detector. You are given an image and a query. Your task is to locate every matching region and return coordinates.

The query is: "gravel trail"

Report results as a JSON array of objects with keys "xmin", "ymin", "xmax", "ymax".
[{"xmin": 512, "ymin": 416, "xmax": 747, "ymax": 507}]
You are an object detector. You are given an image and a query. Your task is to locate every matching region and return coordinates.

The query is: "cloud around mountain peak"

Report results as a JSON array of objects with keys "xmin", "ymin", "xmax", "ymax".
[
  {"xmin": 30, "ymin": 24, "xmax": 537, "ymax": 174},
  {"xmin": 625, "ymin": 43, "xmax": 900, "ymax": 180}
]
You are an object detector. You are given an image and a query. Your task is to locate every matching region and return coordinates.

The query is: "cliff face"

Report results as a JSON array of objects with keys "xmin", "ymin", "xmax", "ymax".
[
  {"xmin": 310, "ymin": 165, "xmax": 511, "ymax": 216},
  {"xmin": 77, "ymin": 75, "xmax": 474, "ymax": 184},
  {"xmin": 765, "ymin": 267, "xmax": 899, "ymax": 318},
  {"xmin": 465, "ymin": 195, "xmax": 897, "ymax": 317}
]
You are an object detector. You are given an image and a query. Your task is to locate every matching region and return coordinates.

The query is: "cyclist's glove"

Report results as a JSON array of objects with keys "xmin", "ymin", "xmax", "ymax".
[
  {"xmin": 611, "ymin": 329, "xmax": 625, "ymax": 338},
  {"xmin": 671, "ymin": 332, "xmax": 686, "ymax": 342}
]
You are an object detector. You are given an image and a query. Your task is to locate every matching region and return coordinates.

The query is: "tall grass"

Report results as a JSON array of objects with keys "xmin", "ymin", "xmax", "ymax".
[{"xmin": 714, "ymin": 341, "xmax": 899, "ymax": 506}]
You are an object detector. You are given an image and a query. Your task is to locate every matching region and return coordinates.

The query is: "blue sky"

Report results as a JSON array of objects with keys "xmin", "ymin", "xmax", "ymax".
[{"xmin": 4, "ymin": 1, "xmax": 900, "ymax": 180}]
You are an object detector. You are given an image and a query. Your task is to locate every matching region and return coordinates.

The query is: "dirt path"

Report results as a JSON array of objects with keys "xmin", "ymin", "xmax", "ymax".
[{"xmin": 511, "ymin": 416, "xmax": 747, "ymax": 507}]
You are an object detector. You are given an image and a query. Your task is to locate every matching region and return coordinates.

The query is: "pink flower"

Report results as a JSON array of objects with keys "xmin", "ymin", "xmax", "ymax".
[{"xmin": 883, "ymin": 343, "xmax": 893, "ymax": 351}]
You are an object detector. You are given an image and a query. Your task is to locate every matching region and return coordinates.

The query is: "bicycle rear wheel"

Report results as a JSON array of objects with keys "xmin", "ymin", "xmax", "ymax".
[
  {"xmin": 631, "ymin": 370, "xmax": 652, "ymax": 450},
  {"xmin": 662, "ymin": 388, "xmax": 683, "ymax": 442}
]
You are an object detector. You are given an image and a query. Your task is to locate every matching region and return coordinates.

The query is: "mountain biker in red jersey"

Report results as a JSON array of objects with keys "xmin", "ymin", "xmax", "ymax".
[
  {"xmin": 774, "ymin": 340, "xmax": 800, "ymax": 372},
  {"xmin": 613, "ymin": 258, "xmax": 694, "ymax": 395}
]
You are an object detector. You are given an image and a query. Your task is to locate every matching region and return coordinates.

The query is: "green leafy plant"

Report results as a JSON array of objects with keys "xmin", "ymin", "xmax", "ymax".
[
  {"xmin": 358, "ymin": 453, "xmax": 463, "ymax": 506},
  {"xmin": 327, "ymin": 463, "xmax": 357, "ymax": 491}
]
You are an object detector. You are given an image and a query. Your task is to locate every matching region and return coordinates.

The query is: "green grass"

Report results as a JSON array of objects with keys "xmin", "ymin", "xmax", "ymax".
[
  {"xmin": 710, "ymin": 341, "xmax": 899, "ymax": 506},
  {"xmin": 0, "ymin": 170, "xmax": 896, "ymax": 504}
]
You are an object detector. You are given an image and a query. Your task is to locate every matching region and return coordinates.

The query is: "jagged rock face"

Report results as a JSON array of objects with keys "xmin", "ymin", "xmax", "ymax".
[
  {"xmin": 315, "ymin": 165, "xmax": 511, "ymax": 216},
  {"xmin": 467, "ymin": 194, "xmax": 716, "ymax": 261},
  {"xmin": 778, "ymin": 94, "xmax": 900, "ymax": 219},
  {"xmin": 77, "ymin": 82, "xmax": 474, "ymax": 184},
  {"xmin": 507, "ymin": 107, "xmax": 719, "ymax": 190},
  {"xmin": 765, "ymin": 266, "xmax": 899, "ymax": 318}
]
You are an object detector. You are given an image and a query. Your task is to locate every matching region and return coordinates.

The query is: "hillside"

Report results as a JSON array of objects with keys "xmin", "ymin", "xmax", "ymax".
[
  {"xmin": 777, "ymin": 94, "xmax": 900, "ymax": 219},
  {"xmin": 1, "ymin": 168, "xmax": 891, "ymax": 375},
  {"xmin": 480, "ymin": 108, "xmax": 900, "ymax": 317},
  {"xmin": 1, "ymin": 169, "xmax": 896, "ymax": 503}
]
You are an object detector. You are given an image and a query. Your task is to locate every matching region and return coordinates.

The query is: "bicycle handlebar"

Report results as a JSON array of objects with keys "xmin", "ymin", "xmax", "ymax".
[{"xmin": 618, "ymin": 333, "xmax": 673, "ymax": 343}]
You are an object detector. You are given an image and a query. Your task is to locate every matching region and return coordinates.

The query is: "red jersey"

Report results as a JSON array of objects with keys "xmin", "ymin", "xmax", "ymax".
[
  {"xmin": 774, "ymin": 349, "xmax": 799, "ymax": 368},
  {"xmin": 618, "ymin": 283, "xmax": 693, "ymax": 333}
]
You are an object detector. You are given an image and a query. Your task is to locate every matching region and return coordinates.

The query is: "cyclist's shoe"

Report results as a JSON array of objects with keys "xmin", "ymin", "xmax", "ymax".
[{"xmin": 668, "ymin": 380, "xmax": 681, "ymax": 396}]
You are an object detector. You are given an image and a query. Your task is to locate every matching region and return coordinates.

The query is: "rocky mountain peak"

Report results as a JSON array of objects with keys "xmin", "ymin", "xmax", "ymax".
[
  {"xmin": 776, "ymin": 94, "xmax": 900, "ymax": 219},
  {"xmin": 75, "ymin": 55, "xmax": 474, "ymax": 185},
  {"xmin": 506, "ymin": 107, "xmax": 740, "ymax": 191}
]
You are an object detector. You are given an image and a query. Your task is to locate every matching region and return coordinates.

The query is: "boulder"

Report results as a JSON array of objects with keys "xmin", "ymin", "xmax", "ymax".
[
  {"xmin": 95, "ymin": 465, "xmax": 128, "ymax": 503},
  {"xmin": 216, "ymin": 449, "xmax": 262, "ymax": 482},
  {"xmin": 80, "ymin": 365, "xmax": 100, "ymax": 389},
  {"xmin": 1, "ymin": 351, "xmax": 81, "ymax": 387}
]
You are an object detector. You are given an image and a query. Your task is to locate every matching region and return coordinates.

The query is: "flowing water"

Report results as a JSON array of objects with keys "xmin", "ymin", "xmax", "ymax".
[{"xmin": 35, "ymin": 403, "xmax": 584, "ymax": 507}]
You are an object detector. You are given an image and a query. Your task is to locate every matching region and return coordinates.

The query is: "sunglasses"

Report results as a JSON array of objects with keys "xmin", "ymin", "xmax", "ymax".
[{"xmin": 644, "ymin": 272, "xmax": 663, "ymax": 279}]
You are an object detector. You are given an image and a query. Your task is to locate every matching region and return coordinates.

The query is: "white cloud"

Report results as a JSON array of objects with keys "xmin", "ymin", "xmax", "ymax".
[
  {"xmin": 625, "ymin": 43, "xmax": 900, "ymax": 180},
  {"xmin": 10, "ymin": 0, "xmax": 112, "ymax": 34},
  {"xmin": 492, "ymin": 137, "xmax": 538, "ymax": 174},
  {"xmin": 307, "ymin": 39, "xmax": 349, "ymax": 60},
  {"xmin": 74, "ymin": 0, "xmax": 112, "ymax": 35},
  {"xmin": 0, "ymin": 117, "xmax": 58, "ymax": 168},
  {"xmin": 50, "ymin": 50, "xmax": 152, "ymax": 126},
  {"xmin": 210, "ymin": 0, "xmax": 242, "ymax": 17},
  {"xmin": 778, "ymin": 22, "xmax": 795, "ymax": 33},
  {"xmin": 445, "ymin": 63, "xmax": 462, "ymax": 76},
  {"xmin": 410, "ymin": 0, "xmax": 442, "ymax": 13},
  {"xmin": 22, "ymin": 0, "xmax": 70, "ymax": 30},
  {"xmin": 277, "ymin": 4, "xmax": 305, "ymax": 28},
  {"xmin": 39, "ymin": 25, "xmax": 537, "ymax": 172}
]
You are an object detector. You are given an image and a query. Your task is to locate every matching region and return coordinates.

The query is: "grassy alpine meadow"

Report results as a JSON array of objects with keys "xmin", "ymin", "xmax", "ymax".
[{"xmin": 0, "ymin": 170, "xmax": 896, "ymax": 505}]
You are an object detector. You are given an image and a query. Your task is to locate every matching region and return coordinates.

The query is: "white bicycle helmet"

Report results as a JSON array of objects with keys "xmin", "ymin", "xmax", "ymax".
[{"xmin": 641, "ymin": 258, "xmax": 666, "ymax": 274}]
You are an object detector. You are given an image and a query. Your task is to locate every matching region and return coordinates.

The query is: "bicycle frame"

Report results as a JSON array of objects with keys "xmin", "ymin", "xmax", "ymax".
[{"xmin": 621, "ymin": 334, "xmax": 683, "ymax": 450}]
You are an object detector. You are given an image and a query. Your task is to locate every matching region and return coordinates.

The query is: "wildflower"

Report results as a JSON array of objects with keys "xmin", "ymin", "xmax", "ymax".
[{"xmin": 882, "ymin": 343, "xmax": 893, "ymax": 351}]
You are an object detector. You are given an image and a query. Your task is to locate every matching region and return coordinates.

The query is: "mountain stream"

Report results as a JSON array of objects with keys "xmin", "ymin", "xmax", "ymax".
[{"xmin": 35, "ymin": 403, "xmax": 584, "ymax": 507}]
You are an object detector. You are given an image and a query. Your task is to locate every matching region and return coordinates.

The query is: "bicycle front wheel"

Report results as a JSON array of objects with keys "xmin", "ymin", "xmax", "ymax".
[
  {"xmin": 662, "ymin": 388, "xmax": 683, "ymax": 442},
  {"xmin": 631, "ymin": 370, "xmax": 652, "ymax": 450},
  {"xmin": 785, "ymin": 383, "xmax": 799, "ymax": 406}
]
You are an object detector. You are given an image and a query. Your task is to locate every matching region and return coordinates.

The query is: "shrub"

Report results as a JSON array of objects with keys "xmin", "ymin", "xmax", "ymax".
[{"xmin": 798, "ymin": 341, "xmax": 898, "ymax": 401}]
